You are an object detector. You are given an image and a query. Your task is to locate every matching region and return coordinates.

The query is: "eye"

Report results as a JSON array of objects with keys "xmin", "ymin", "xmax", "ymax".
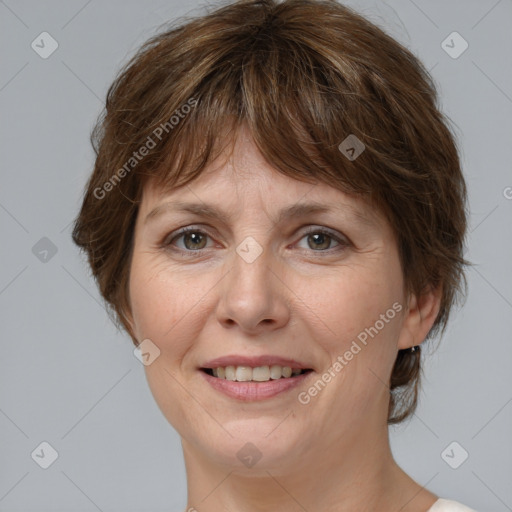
[
  {"xmin": 166, "ymin": 227, "xmax": 213, "ymax": 251},
  {"xmin": 163, "ymin": 226, "xmax": 349, "ymax": 255},
  {"xmin": 295, "ymin": 228, "xmax": 348, "ymax": 252}
]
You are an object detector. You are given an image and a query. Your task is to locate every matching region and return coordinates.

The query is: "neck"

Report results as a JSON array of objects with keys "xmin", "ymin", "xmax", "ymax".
[{"xmin": 181, "ymin": 418, "xmax": 436, "ymax": 512}]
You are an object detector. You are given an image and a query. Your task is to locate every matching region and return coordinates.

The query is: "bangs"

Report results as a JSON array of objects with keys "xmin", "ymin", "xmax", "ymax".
[{"xmin": 132, "ymin": 23, "xmax": 387, "ymax": 199}]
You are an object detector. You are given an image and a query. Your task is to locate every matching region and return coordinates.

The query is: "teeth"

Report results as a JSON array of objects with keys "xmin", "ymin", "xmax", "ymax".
[
  {"xmin": 252, "ymin": 366, "xmax": 270, "ymax": 381},
  {"xmin": 225, "ymin": 366, "xmax": 236, "ymax": 381},
  {"xmin": 235, "ymin": 366, "xmax": 252, "ymax": 382},
  {"xmin": 270, "ymin": 365, "xmax": 282, "ymax": 379},
  {"xmin": 207, "ymin": 365, "xmax": 306, "ymax": 381},
  {"xmin": 282, "ymin": 366, "xmax": 292, "ymax": 378}
]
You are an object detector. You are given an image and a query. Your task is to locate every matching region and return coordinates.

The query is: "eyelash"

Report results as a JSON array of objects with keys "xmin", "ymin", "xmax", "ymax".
[{"xmin": 162, "ymin": 226, "xmax": 350, "ymax": 257}]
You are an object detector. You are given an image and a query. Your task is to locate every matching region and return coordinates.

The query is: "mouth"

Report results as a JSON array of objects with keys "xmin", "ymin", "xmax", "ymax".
[
  {"xmin": 200, "ymin": 365, "xmax": 313, "ymax": 382},
  {"xmin": 199, "ymin": 363, "xmax": 314, "ymax": 401}
]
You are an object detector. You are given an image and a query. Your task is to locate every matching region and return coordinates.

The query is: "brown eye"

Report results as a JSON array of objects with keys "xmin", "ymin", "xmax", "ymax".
[
  {"xmin": 296, "ymin": 228, "xmax": 348, "ymax": 253},
  {"xmin": 181, "ymin": 232, "xmax": 208, "ymax": 250},
  {"xmin": 306, "ymin": 232, "xmax": 333, "ymax": 250},
  {"xmin": 167, "ymin": 228, "xmax": 212, "ymax": 251}
]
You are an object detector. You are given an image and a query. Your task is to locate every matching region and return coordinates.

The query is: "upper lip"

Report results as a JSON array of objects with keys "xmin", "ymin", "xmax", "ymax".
[{"xmin": 201, "ymin": 355, "xmax": 313, "ymax": 370}]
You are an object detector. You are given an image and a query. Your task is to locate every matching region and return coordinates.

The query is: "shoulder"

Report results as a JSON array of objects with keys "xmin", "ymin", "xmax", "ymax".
[{"xmin": 428, "ymin": 499, "xmax": 478, "ymax": 512}]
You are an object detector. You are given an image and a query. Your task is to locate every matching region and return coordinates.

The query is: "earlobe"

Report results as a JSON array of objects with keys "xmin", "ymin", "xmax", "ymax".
[{"xmin": 397, "ymin": 284, "xmax": 442, "ymax": 350}]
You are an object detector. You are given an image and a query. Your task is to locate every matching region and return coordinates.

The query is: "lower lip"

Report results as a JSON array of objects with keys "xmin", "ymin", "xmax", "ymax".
[{"xmin": 200, "ymin": 370, "xmax": 311, "ymax": 401}]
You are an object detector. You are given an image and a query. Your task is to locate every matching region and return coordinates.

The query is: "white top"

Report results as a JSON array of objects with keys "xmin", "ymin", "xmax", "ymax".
[
  {"xmin": 179, "ymin": 500, "xmax": 477, "ymax": 512},
  {"xmin": 178, "ymin": 498, "xmax": 477, "ymax": 512},
  {"xmin": 428, "ymin": 499, "xmax": 477, "ymax": 511}
]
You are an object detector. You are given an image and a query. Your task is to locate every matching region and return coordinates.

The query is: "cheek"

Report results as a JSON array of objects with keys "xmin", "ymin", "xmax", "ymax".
[
  {"xmin": 128, "ymin": 259, "xmax": 203, "ymax": 415},
  {"xmin": 128, "ymin": 256, "xmax": 190, "ymax": 343},
  {"xmin": 129, "ymin": 273, "xmax": 174, "ymax": 340},
  {"xmin": 307, "ymin": 261, "xmax": 405, "ymax": 376},
  {"xmin": 128, "ymin": 254, "xmax": 220, "ymax": 365}
]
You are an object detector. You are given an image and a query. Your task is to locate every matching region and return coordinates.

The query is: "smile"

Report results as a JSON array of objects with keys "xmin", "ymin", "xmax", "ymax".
[
  {"xmin": 202, "ymin": 365, "xmax": 312, "ymax": 381},
  {"xmin": 199, "ymin": 365, "xmax": 313, "ymax": 401}
]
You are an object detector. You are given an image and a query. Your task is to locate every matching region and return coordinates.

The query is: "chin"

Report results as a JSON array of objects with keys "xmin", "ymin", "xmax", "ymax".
[{"xmin": 185, "ymin": 418, "xmax": 307, "ymax": 471}]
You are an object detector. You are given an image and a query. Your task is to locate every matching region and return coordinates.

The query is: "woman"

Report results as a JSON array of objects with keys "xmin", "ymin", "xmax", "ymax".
[{"xmin": 72, "ymin": 0, "xmax": 474, "ymax": 510}]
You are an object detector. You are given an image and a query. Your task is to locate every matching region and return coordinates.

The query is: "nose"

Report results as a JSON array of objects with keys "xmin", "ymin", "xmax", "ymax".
[{"xmin": 215, "ymin": 243, "xmax": 291, "ymax": 335}]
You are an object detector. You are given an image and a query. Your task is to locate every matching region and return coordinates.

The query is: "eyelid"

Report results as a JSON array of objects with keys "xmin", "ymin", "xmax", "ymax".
[{"xmin": 299, "ymin": 225, "xmax": 348, "ymax": 242}]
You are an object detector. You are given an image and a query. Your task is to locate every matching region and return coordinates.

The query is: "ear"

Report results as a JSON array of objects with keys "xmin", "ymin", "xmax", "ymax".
[{"xmin": 397, "ymin": 284, "xmax": 442, "ymax": 350}]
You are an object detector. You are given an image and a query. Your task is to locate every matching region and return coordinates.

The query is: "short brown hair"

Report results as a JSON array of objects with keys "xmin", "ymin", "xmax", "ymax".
[{"xmin": 72, "ymin": 0, "xmax": 468, "ymax": 423}]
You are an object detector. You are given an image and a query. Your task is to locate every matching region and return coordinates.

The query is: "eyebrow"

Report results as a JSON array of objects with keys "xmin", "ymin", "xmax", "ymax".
[{"xmin": 144, "ymin": 200, "xmax": 376, "ymax": 228}]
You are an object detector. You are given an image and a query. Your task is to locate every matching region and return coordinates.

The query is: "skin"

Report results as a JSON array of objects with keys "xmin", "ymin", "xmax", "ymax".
[{"xmin": 125, "ymin": 125, "xmax": 442, "ymax": 512}]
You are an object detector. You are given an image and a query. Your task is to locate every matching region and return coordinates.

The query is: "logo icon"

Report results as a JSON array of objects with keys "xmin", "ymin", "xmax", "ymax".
[
  {"xmin": 236, "ymin": 236, "xmax": 263, "ymax": 263},
  {"xmin": 236, "ymin": 442, "xmax": 263, "ymax": 468},
  {"xmin": 338, "ymin": 134, "xmax": 365, "ymax": 161},
  {"xmin": 441, "ymin": 441, "xmax": 469, "ymax": 469},
  {"xmin": 31, "ymin": 32, "xmax": 59, "ymax": 59},
  {"xmin": 441, "ymin": 32, "xmax": 468, "ymax": 59},
  {"xmin": 31, "ymin": 441, "xmax": 59, "ymax": 469},
  {"xmin": 133, "ymin": 338, "xmax": 161, "ymax": 366},
  {"xmin": 32, "ymin": 237, "xmax": 58, "ymax": 263}
]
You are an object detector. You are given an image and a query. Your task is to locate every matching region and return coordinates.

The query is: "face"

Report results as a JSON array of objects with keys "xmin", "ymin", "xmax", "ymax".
[{"xmin": 126, "ymin": 127, "xmax": 417, "ymax": 473}]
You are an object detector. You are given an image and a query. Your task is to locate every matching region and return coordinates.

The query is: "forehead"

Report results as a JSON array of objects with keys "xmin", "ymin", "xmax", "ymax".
[
  {"xmin": 138, "ymin": 128, "xmax": 384, "ymax": 231},
  {"xmin": 143, "ymin": 129, "xmax": 305, "ymax": 199}
]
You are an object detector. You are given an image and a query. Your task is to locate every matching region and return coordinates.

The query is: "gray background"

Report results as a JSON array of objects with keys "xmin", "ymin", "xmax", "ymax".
[{"xmin": 1, "ymin": 0, "xmax": 511, "ymax": 510}]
